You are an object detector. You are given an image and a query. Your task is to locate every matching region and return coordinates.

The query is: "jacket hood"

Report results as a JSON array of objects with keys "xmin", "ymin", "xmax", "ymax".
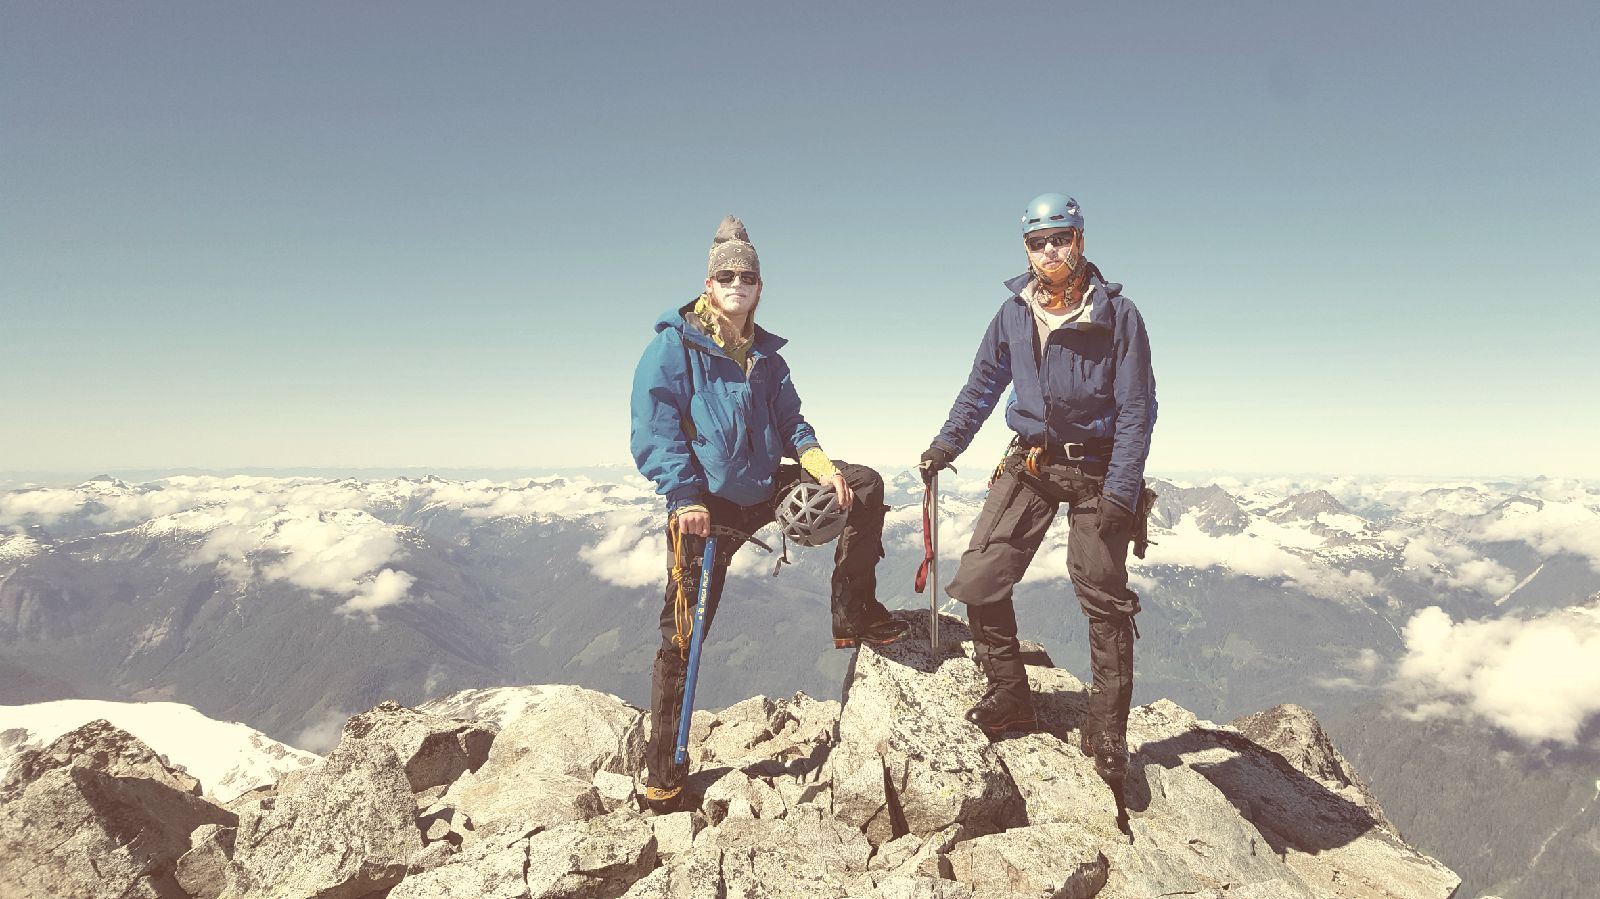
[{"xmin": 653, "ymin": 300, "xmax": 787, "ymax": 355}]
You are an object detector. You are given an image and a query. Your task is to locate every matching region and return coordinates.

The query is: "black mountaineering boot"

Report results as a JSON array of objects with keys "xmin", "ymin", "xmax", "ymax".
[
  {"xmin": 1078, "ymin": 724, "xmax": 1100, "ymax": 759},
  {"xmin": 964, "ymin": 689, "xmax": 1037, "ymax": 736},
  {"xmin": 641, "ymin": 785, "xmax": 685, "ymax": 816},
  {"xmin": 831, "ymin": 576, "xmax": 909, "ymax": 648},
  {"xmin": 1091, "ymin": 731, "xmax": 1128, "ymax": 781},
  {"xmin": 833, "ymin": 614, "xmax": 910, "ymax": 649}
]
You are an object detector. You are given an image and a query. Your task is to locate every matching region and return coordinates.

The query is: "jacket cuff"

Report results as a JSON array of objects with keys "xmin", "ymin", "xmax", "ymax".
[
  {"xmin": 666, "ymin": 486, "xmax": 705, "ymax": 513},
  {"xmin": 1102, "ymin": 490, "xmax": 1137, "ymax": 516}
]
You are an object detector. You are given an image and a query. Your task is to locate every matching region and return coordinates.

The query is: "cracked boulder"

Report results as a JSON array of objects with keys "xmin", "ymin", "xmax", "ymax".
[
  {"xmin": 1230, "ymin": 702, "xmax": 1395, "ymax": 831},
  {"xmin": 945, "ymin": 822, "xmax": 1108, "ymax": 899},
  {"xmin": 524, "ymin": 808, "xmax": 659, "ymax": 898},
  {"xmin": 622, "ymin": 808, "xmax": 871, "ymax": 898},
  {"xmin": 858, "ymin": 875, "xmax": 976, "ymax": 899},
  {"xmin": 387, "ymin": 838, "xmax": 531, "ymax": 899},
  {"xmin": 691, "ymin": 691, "xmax": 839, "ymax": 776},
  {"xmin": 0, "ymin": 719, "xmax": 235, "ymax": 899},
  {"xmin": 436, "ymin": 686, "xmax": 645, "ymax": 840},
  {"xmin": 829, "ymin": 611, "xmax": 1022, "ymax": 845},
  {"xmin": 175, "ymin": 823, "xmax": 236, "ymax": 899},
  {"xmin": 420, "ymin": 684, "xmax": 646, "ymax": 780},
  {"xmin": 339, "ymin": 699, "xmax": 497, "ymax": 793},
  {"xmin": 220, "ymin": 727, "xmax": 421, "ymax": 899},
  {"xmin": 390, "ymin": 808, "xmax": 657, "ymax": 899},
  {"xmin": 1103, "ymin": 698, "xmax": 1459, "ymax": 899}
]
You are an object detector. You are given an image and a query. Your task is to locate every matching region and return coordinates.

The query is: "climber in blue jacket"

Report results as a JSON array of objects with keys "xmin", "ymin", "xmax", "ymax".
[{"xmin": 631, "ymin": 215, "xmax": 908, "ymax": 811}]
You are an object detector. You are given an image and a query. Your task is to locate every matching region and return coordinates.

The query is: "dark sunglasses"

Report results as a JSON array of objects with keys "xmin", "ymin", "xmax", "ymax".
[
  {"xmin": 1026, "ymin": 231, "xmax": 1078, "ymax": 252},
  {"xmin": 713, "ymin": 270, "xmax": 760, "ymax": 286}
]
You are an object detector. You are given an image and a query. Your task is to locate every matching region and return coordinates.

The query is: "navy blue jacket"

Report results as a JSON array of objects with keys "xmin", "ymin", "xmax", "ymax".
[
  {"xmin": 631, "ymin": 302, "xmax": 820, "ymax": 512},
  {"xmin": 932, "ymin": 271, "xmax": 1157, "ymax": 513}
]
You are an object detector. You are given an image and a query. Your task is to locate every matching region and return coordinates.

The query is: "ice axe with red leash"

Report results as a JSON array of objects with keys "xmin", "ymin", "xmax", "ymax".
[{"xmin": 914, "ymin": 462, "xmax": 954, "ymax": 652}]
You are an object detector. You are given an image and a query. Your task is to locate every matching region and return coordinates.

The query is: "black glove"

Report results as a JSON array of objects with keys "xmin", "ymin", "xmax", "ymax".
[
  {"xmin": 1098, "ymin": 498, "xmax": 1136, "ymax": 541},
  {"xmin": 919, "ymin": 445, "xmax": 954, "ymax": 485}
]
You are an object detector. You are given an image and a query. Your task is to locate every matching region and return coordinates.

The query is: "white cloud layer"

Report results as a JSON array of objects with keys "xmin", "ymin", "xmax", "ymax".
[
  {"xmin": 581, "ymin": 511, "xmax": 668, "ymax": 589},
  {"xmin": 188, "ymin": 507, "xmax": 415, "ymax": 615},
  {"xmin": 5, "ymin": 472, "xmax": 1596, "ymax": 624},
  {"xmin": 577, "ymin": 508, "xmax": 784, "ymax": 590},
  {"xmin": 0, "ymin": 473, "xmax": 659, "ymax": 532},
  {"xmin": 1472, "ymin": 495, "xmax": 1600, "ymax": 573},
  {"xmin": 291, "ymin": 706, "xmax": 356, "ymax": 754},
  {"xmin": 340, "ymin": 568, "xmax": 418, "ymax": 615},
  {"xmin": 1400, "ymin": 532, "xmax": 1518, "ymax": 597},
  {"xmin": 1131, "ymin": 515, "xmax": 1379, "ymax": 600},
  {"xmin": 1394, "ymin": 605, "xmax": 1600, "ymax": 745},
  {"xmin": 0, "ymin": 488, "xmax": 87, "ymax": 524}
]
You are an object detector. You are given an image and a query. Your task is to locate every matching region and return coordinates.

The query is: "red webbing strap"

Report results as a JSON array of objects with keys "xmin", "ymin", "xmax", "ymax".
[{"xmin": 914, "ymin": 484, "xmax": 934, "ymax": 593}]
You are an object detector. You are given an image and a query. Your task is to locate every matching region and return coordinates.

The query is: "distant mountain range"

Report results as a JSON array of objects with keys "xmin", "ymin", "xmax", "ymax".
[{"xmin": 2, "ymin": 470, "xmax": 1597, "ymax": 899}]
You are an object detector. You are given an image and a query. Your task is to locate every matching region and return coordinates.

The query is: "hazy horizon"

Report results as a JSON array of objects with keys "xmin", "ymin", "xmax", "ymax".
[
  {"xmin": 5, "ymin": 3, "xmax": 1598, "ymax": 480},
  {"xmin": 4, "ymin": 465, "xmax": 1599, "ymax": 494}
]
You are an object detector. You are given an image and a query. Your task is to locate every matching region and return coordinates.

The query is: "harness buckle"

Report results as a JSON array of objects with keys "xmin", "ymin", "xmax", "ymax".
[{"xmin": 1027, "ymin": 442, "xmax": 1086, "ymax": 474}]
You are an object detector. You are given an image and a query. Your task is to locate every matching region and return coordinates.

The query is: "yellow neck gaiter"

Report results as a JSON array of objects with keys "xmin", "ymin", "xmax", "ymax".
[{"xmin": 693, "ymin": 294, "xmax": 754, "ymax": 373}]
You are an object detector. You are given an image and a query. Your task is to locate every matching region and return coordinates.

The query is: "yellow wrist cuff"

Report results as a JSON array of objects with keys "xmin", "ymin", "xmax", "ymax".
[{"xmin": 798, "ymin": 447, "xmax": 839, "ymax": 483}]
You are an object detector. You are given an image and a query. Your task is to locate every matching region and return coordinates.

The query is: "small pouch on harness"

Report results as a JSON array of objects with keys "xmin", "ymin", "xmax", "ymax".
[{"xmin": 1133, "ymin": 482, "xmax": 1158, "ymax": 560}]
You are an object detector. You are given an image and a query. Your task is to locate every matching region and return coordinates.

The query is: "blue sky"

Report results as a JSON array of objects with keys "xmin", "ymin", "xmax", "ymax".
[{"xmin": 4, "ymin": 2, "xmax": 1597, "ymax": 479}]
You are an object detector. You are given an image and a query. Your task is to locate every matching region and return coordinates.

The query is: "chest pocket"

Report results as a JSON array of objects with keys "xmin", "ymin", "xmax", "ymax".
[
  {"xmin": 690, "ymin": 380, "xmax": 751, "ymax": 460},
  {"xmin": 1052, "ymin": 330, "xmax": 1115, "ymax": 401}
]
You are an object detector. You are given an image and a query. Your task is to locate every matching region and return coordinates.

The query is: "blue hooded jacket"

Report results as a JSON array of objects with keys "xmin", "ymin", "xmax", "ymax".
[
  {"xmin": 631, "ymin": 301, "xmax": 820, "ymax": 511},
  {"xmin": 932, "ymin": 270, "xmax": 1157, "ymax": 513}
]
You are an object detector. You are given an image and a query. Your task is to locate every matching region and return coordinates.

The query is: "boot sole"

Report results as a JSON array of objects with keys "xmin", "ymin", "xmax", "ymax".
[
  {"xmin": 833, "ymin": 632, "xmax": 905, "ymax": 649},
  {"xmin": 971, "ymin": 716, "xmax": 1037, "ymax": 735},
  {"xmin": 1094, "ymin": 759, "xmax": 1128, "ymax": 780}
]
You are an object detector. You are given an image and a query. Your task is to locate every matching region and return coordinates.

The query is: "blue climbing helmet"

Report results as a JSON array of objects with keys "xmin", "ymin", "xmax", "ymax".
[{"xmin": 1020, "ymin": 192, "xmax": 1084, "ymax": 235}]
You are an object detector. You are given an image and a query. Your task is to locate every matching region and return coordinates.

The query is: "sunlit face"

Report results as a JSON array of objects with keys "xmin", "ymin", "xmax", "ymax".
[
  {"xmin": 1025, "ymin": 227, "xmax": 1083, "ymax": 282},
  {"xmin": 704, "ymin": 269, "xmax": 762, "ymax": 319}
]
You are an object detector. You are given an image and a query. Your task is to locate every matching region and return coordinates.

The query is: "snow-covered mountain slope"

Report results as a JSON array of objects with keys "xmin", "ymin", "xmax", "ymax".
[{"xmin": 0, "ymin": 699, "xmax": 318, "ymax": 802}]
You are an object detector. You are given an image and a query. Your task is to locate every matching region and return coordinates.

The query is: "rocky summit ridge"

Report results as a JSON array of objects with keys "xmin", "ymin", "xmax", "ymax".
[{"xmin": 0, "ymin": 612, "xmax": 1460, "ymax": 899}]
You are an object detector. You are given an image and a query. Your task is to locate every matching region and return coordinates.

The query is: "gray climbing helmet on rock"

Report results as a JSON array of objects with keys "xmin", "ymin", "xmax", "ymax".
[{"xmin": 774, "ymin": 481, "xmax": 848, "ymax": 547}]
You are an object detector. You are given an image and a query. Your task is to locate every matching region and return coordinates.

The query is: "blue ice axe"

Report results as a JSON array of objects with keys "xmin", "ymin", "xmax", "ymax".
[{"xmin": 675, "ymin": 524, "xmax": 771, "ymax": 766}]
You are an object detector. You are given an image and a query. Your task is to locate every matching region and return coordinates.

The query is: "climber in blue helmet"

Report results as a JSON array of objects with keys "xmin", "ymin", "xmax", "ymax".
[{"xmin": 919, "ymin": 191, "xmax": 1158, "ymax": 786}]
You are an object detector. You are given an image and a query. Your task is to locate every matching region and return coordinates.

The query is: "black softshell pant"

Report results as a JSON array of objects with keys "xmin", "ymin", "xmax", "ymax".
[
  {"xmin": 946, "ymin": 452, "xmax": 1141, "ymax": 747},
  {"xmin": 646, "ymin": 461, "xmax": 891, "ymax": 794}
]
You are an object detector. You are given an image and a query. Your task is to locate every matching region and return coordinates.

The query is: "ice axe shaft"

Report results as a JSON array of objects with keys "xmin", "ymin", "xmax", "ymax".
[
  {"xmin": 916, "ymin": 463, "xmax": 954, "ymax": 651},
  {"xmin": 929, "ymin": 470, "xmax": 940, "ymax": 651},
  {"xmin": 672, "ymin": 524, "xmax": 769, "ymax": 766},
  {"xmin": 674, "ymin": 533, "xmax": 716, "ymax": 766}
]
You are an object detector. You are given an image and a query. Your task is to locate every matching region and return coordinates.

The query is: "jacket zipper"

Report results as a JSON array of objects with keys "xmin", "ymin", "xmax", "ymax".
[
  {"xmin": 1039, "ymin": 322, "xmax": 1054, "ymax": 448},
  {"xmin": 743, "ymin": 355, "xmax": 758, "ymax": 452}
]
